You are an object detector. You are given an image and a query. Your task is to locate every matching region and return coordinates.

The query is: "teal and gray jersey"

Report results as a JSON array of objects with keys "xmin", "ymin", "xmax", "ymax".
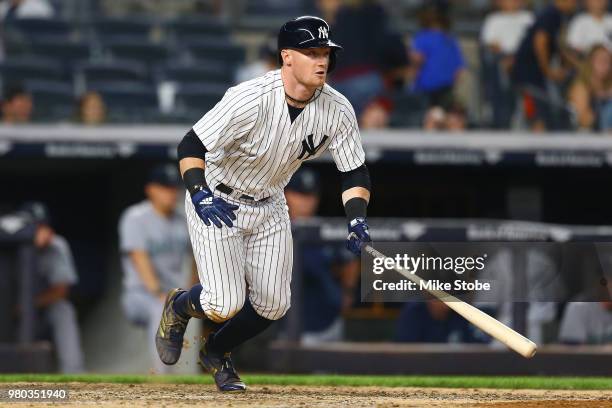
[
  {"xmin": 119, "ymin": 201, "xmax": 191, "ymax": 293},
  {"xmin": 36, "ymin": 235, "xmax": 78, "ymax": 290}
]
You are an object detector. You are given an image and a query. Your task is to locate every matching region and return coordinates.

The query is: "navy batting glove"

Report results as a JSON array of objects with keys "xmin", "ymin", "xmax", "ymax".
[
  {"xmin": 191, "ymin": 188, "xmax": 239, "ymax": 228},
  {"xmin": 346, "ymin": 217, "xmax": 371, "ymax": 255}
]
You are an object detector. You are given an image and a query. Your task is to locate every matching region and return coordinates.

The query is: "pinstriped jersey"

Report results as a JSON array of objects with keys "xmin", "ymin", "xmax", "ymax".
[{"xmin": 192, "ymin": 69, "xmax": 365, "ymax": 200}]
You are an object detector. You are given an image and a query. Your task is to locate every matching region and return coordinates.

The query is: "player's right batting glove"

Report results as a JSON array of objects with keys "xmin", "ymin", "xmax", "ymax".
[
  {"xmin": 191, "ymin": 187, "xmax": 239, "ymax": 228},
  {"xmin": 346, "ymin": 217, "xmax": 371, "ymax": 255}
]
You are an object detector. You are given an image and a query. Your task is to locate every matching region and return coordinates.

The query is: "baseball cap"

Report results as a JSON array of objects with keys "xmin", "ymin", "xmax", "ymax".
[
  {"xmin": 286, "ymin": 168, "xmax": 319, "ymax": 195},
  {"xmin": 148, "ymin": 164, "xmax": 182, "ymax": 187},
  {"xmin": 19, "ymin": 201, "xmax": 52, "ymax": 225}
]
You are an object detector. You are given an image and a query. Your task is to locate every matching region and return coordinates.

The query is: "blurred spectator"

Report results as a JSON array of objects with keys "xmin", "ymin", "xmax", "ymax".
[
  {"xmin": 446, "ymin": 101, "xmax": 468, "ymax": 131},
  {"xmin": 1, "ymin": 83, "xmax": 32, "ymax": 124},
  {"xmin": 0, "ymin": 0, "xmax": 54, "ymax": 20},
  {"xmin": 235, "ymin": 37, "xmax": 278, "ymax": 83},
  {"xmin": 481, "ymin": 0, "xmax": 534, "ymax": 56},
  {"xmin": 76, "ymin": 91, "xmax": 107, "ymax": 126},
  {"xmin": 285, "ymin": 168, "xmax": 359, "ymax": 345},
  {"xmin": 328, "ymin": 0, "xmax": 389, "ymax": 117},
  {"xmin": 567, "ymin": 44, "xmax": 612, "ymax": 130},
  {"xmin": 423, "ymin": 105, "xmax": 447, "ymax": 130},
  {"xmin": 118, "ymin": 164, "xmax": 192, "ymax": 373},
  {"xmin": 512, "ymin": 0, "xmax": 578, "ymax": 131},
  {"xmin": 360, "ymin": 98, "xmax": 391, "ymax": 129},
  {"xmin": 18, "ymin": 201, "xmax": 85, "ymax": 373},
  {"xmin": 423, "ymin": 101, "xmax": 467, "ymax": 131},
  {"xmin": 567, "ymin": 0, "xmax": 612, "ymax": 55},
  {"xmin": 559, "ymin": 301, "xmax": 612, "ymax": 344},
  {"xmin": 396, "ymin": 300, "xmax": 488, "ymax": 343},
  {"xmin": 316, "ymin": 0, "xmax": 342, "ymax": 24},
  {"xmin": 410, "ymin": 5, "xmax": 466, "ymax": 107},
  {"xmin": 480, "ymin": 0, "xmax": 534, "ymax": 128}
]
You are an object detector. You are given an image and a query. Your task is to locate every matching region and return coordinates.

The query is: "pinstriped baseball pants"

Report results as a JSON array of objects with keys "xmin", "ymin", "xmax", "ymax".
[{"xmin": 185, "ymin": 191, "xmax": 293, "ymax": 322}]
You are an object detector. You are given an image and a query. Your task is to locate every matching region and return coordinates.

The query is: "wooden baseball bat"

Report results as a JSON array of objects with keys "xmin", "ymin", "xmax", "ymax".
[{"xmin": 364, "ymin": 245, "xmax": 537, "ymax": 358}]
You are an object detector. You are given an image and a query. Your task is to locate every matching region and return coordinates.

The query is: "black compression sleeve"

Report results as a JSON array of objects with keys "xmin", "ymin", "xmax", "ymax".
[
  {"xmin": 177, "ymin": 129, "xmax": 207, "ymax": 160},
  {"xmin": 341, "ymin": 165, "xmax": 370, "ymax": 221},
  {"xmin": 340, "ymin": 164, "xmax": 371, "ymax": 192},
  {"xmin": 183, "ymin": 167, "xmax": 208, "ymax": 196}
]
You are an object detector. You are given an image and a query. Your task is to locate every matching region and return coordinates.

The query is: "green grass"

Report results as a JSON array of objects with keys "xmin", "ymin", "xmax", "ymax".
[{"xmin": 0, "ymin": 374, "xmax": 610, "ymax": 390}]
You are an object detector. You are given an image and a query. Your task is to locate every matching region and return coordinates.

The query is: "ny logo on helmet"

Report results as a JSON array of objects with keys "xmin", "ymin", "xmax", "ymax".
[{"xmin": 318, "ymin": 26, "xmax": 328, "ymax": 39}]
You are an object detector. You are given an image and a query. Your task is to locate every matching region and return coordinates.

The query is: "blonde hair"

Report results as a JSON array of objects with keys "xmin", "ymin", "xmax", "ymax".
[{"xmin": 576, "ymin": 44, "xmax": 612, "ymax": 90}]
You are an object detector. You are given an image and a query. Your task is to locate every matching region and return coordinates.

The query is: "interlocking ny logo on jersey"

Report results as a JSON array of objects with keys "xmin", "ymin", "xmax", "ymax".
[
  {"xmin": 318, "ymin": 26, "xmax": 328, "ymax": 39},
  {"xmin": 298, "ymin": 134, "xmax": 329, "ymax": 160}
]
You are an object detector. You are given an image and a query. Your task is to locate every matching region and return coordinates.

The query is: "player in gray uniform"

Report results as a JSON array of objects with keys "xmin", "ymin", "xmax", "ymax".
[
  {"xmin": 119, "ymin": 164, "xmax": 191, "ymax": 373},
  {"xmin": 155, "ymin": 16, "xmax": 372, "ymax": 391},
  {"xmin": 20, "ymin": 202, "xmax": 85, "ymax": 373}
]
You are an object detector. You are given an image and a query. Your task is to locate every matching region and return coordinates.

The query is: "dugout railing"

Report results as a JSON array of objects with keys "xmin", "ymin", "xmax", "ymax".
[
  {"xmin": 0, "ymin": 213, "xmax": 55, "ymax": 372},
  {"xmin": 3, "ymin": 125, "xmax": 612, "ymax": 167}
]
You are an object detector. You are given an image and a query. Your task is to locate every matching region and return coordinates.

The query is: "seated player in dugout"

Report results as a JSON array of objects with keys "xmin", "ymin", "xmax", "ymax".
[
  {"xmin": 285, "ymin": 168, "xmax": 360, "ymax": 344},
  {"xmin": 118, "ymin": 164, "xmax": 195, "ymax": 373},
  {"xmin": 154, "ymin": 16, "xmax": 372, "ymax": 392},
  {"xmin": 18, "ymin": 202, "xmax": 85, "ymax": 373}
]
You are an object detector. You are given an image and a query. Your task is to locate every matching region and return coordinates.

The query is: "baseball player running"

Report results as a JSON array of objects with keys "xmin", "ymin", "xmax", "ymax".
[{"xmin": 155, "ymin": 16, "xmax": 372, "ymax": 392}]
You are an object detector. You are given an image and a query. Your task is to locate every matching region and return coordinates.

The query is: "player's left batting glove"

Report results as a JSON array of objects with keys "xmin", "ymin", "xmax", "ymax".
[
  {"xmin": 191, "ymin": 188, "xmax": 239, "ymax": 228},
  {"xmin": 346, "ymin": 217, "xmax": 371, "ymax": 255}
]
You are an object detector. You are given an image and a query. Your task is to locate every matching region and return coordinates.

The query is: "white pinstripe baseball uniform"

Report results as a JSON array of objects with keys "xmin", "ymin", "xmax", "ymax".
[{"xmin": 186, "ymin": 68, "xmax": 365, "ymax": 322}]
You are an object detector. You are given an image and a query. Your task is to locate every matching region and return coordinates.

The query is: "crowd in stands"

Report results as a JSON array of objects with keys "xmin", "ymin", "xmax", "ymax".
[{"xmin": 1, "ymin": 0, "xmax": 611, "ymax": 132}]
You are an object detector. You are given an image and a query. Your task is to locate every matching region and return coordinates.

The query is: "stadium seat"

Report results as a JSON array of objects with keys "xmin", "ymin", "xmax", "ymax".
[
  {"xmin": 105, "ymin": 41, "xmax": 171, "ymax": 66},
  {"xmin": 25, "ymin": 80, "xmax": 75, "ymax": 122},
  {"xmin": 245, "ymin": 0, "xmax": 305, "ymax": 16},
  {"xmin": 173, "ymin": 83, "xmax": 225, "ymax": 121},
  {"xmin": 89, "ymin": 82, "xmax": 160, "ymax": 122},
  {"xmin": 92, "ymin": 18, "xmax": 153, "ymax": 42},
  {"xmin": 0, "ymin": 57, "xmax": 65, "ymax": 85},
  {"xmin": 158, "ymin": 62, "xmax": 233, "ymax": 85},
  {"xmin": 28, "ymin": 39, "xmax": 91, "ymax": 65},
  {"xmin": 77, "ymin": 61, "xmax": 150, "ymax": 89},
  {"xmin": 389, "ymin": 91, "xmax": 429, "ymax": 128},
  {"xmin": 4, "ymin": 18, "xmax": 73, "ymax": 42},
  {"xmin": 166, "ymin": 17, "xmax": 230, "ymax": 42},
  {"xmin": 185, "ymin": 38, "xmax": 246, "ymax": 66}
]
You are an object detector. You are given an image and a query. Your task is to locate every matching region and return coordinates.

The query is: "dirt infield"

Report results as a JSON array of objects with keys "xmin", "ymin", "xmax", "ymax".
[{"xmin": 1, "ymin": 383, "xmax": 612, "ymax": 407}]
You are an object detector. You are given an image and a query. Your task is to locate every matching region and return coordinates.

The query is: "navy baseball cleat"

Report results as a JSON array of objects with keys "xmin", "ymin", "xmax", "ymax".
[
  {"xmin": 155, "ymin": 288, "xmax": 189, "ymax": 365},
  {"xmin": 199, "ymin": 340, "xmax": 246, "ymax": 392}
]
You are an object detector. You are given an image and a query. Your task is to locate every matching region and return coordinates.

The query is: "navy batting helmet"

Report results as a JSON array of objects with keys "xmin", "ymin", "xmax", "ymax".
[
  {"xmin": 277, "ymin": 16, "xmax": 342, "ymax": 73},
  {"xmin": 19, "ymin": 201, "xmax": 52, "ymax": 226}
]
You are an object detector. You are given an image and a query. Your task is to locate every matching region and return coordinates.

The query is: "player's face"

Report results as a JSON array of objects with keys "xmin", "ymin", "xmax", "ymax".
[
  {"xmin": 34, "ymin": 225, "xmax": 54, "ymax": 249},
  {"xmin": 146, "ymin": 183, "xmax": 179, "ymax": 214},
  {"xmin": 290, "ymin": 47, "xmax": 331, "ymax": 88}
]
